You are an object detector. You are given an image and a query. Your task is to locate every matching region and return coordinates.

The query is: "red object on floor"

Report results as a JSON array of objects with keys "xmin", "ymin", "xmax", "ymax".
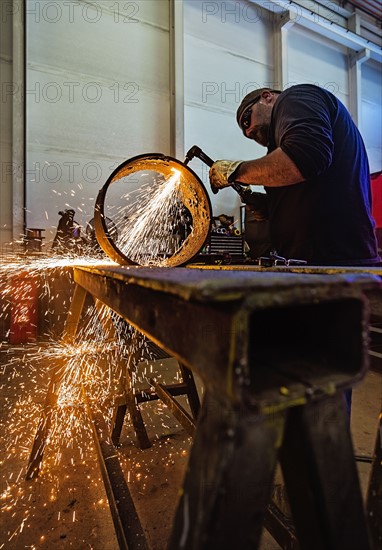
[{"xmin": 9, "ymin": 274, "xmax": 38, "ymax": 344}]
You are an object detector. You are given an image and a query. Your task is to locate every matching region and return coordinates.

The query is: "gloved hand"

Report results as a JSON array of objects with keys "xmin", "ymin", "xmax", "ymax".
[{"xmin": 209, "ymin": 160, "xmax": 244, "ymax": 194}]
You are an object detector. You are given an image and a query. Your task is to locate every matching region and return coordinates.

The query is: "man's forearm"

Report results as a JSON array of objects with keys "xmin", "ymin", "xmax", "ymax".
[{"xmin": 234, "ymin": 147, "xmax": 304, "ymax": 187}]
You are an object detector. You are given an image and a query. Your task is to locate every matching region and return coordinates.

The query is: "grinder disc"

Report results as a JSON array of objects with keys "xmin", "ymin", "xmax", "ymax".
[{"xmin": 94, "ymin": 153, "xmax": 212, "ymax": 266}]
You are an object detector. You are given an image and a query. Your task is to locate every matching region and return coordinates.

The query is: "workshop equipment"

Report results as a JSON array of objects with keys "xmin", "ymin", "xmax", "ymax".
[
  {"xmin": 94, "ymin": 151, "xmax": 212, "ymax": 267},
  {"xmin": 9, "ymin": 273, "xmax": 38, "ymax": 344},
  {"xmin": 23, "ymin": 228, "xmax": 45, "ymax": 253},
  {"xmin": 206, "ymin": 215, "xmax": 245, "ymax": 262},
  {"xmin": 94, "ymin": 145, "xmax": 306, "ymax": 267},
  {"xmin": 183, "ymin": 145, "xmax": 245, "ymax": 195},
  {"xmin": 93, "ymin": 146, "xmax": 251, "ymax": 267},
  {"xmin": 26, "ymin": 265, "xmax": 380, "ymax": 549}
]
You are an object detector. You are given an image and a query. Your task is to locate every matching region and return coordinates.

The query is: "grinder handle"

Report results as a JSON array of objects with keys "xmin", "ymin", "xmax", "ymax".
[
  {"xmin": 195, "ymin": 149, "xmax": 214, "ymax": 168},
  {"xmin": 184, "ymin": 145, "xmax": 246, "ymax": 196},
  {"xmin": 184, "ymin": 145, "xmax": 214, "ymax": 167}
]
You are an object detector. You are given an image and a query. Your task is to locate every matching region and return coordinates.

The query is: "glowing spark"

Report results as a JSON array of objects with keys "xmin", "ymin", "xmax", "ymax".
[
  {"xmin": 0, "ymin": 250, "xmax": 190, "ymax": 547},
  {"xmin": 110, "ymin": 168, "xmax": 192, "ymax": 266}
]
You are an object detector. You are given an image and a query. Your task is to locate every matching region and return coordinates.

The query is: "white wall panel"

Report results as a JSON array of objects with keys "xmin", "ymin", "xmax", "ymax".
[
  {"xmin": 185, "ymin": 0, "xmax": 272, "ymax": 60},
  {"xmin": 0, "ymin": 67, "xmax": 13, "ymax": 245},
  {"xmin": 288, "ymin": 24, "xmax": 349, "ymax": 105},
  {"xmin": 17, "ymin": 0, "xmax": 382, "ymax": 247},
  {"xmin": 26, "ymin": 3, "xmax": 170, "ymax": 95},
  {"xmin": 26, "ymin": 0, "xmax": 171, "ymax": 241},
  {"xmin": 288, "ymin": 25, "xmax": 381, "ymax": 172},
  {"xmin": 361, "ymin": 60, "xmax": 382, "ymax": 173},
  {"xmin": 0, "ymin": 5, "xmax": 13, "ymax": 246},
  {"xmin": 26, "ymin": 70, "xmax": 169, "ymax": 158}
]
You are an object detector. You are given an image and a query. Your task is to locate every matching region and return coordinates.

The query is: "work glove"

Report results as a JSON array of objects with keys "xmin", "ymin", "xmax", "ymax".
[{"xmin": 209, "ymin": 160, "xmax": 244, "ymax": 194}]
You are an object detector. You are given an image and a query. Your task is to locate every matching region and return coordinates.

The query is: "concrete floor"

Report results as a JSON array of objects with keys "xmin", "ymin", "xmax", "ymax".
[{"xmin": 0, "ymin": 345, "xmax": 381, "ymax": 550}]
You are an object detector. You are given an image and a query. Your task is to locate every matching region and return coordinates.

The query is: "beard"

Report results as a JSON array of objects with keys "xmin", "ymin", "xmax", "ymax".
[{"xmin": 248, "ymin": 124, "xmax": 269, "ymax": 147}]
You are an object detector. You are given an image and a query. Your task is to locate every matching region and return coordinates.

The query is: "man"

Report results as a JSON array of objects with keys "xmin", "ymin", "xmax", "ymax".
[
  {"xmin": 51, "ymin": 208, "xmax": 83, "ymax": 253},
  {"xmin": 209, "ymin": 84, "xmax": 380, "ymax": 266}
]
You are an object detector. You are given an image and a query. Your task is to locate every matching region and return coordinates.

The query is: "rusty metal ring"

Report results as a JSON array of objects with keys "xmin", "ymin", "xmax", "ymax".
[{"xmin": 94, "ymin": 153, "xmax": 212, "ymax": 267}]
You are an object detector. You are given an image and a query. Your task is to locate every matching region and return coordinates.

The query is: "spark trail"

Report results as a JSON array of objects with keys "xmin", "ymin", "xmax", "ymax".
[{"xmin": 111, "ymin": 169, "xmax": 192, "ymax": 265}]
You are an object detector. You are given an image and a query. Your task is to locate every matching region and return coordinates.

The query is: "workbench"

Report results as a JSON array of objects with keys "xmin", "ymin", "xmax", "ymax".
[{"xmin": 27, "ymin": 265, "xmax": 382, "ymax": 550}]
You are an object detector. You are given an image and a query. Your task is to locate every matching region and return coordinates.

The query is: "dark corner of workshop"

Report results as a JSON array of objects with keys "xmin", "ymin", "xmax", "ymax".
[{"xmin": 1, "ymin": 1, "xmax": 381, "ymax": 549}]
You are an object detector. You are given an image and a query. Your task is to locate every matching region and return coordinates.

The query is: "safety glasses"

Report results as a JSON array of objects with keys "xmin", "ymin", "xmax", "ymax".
[{"xmin": 240, "ymin": 96, "xmax": 261, "ymax": 130}]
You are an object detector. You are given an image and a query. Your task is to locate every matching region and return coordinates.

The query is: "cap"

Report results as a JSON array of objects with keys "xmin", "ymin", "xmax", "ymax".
[{"xmin": 236, "ymin": 88, "xmax": 281, "ymax": 127}]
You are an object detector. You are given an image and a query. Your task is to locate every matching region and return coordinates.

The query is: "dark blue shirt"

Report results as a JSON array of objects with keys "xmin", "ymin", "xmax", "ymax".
[{"xmin": 266, "ymin": 84, "xmax": 380, "ymax": 265}]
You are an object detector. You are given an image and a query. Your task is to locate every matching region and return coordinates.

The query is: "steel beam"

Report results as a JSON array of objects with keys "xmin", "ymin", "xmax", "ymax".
[
  {"xmin": 26, "ymin": 284, "xmax": 88, "ymax": 479},
  {"xmin": 150, "ymin": 379, "xmax": 196, "ymax": 437},
  {"xmin": 71, "ymin": 265, "xmax": 378, "ymax": 550},
  {"xmin": 84, "ymin": 394, "xmax": 148, "ymax": 550}
]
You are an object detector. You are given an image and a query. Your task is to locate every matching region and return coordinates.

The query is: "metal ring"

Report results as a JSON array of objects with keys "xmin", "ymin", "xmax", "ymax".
[{"xmin": 94, "ymin": 153, "xmax": 212, "ymax": 267}]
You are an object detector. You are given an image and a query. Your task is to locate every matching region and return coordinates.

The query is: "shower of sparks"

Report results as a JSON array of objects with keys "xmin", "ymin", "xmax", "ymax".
[
  {"xmin": 0, "ymin": 254, "xmax": 125, "ymax": 545},
  {"xmin": 111, "ymin": 169, "xmax": 193, "ymax": 265},
  {"xmin": 0, "ymin": 252, "xmax": 192, "ymax": 547}
]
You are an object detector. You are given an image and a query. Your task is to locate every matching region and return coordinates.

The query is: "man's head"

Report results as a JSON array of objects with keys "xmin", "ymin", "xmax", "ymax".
[{"xmin": 236, "ymin": 88, "xmax": 281, "ymax": 146}]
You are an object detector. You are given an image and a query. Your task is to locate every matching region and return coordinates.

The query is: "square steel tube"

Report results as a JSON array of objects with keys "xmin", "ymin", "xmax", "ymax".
[
  {"xmin": 72, "ymin": 266, "xmax": 379, "ymax": 408},
  {"xmin": 72, "ymin": 265, "xmax": 380, "ymax": 550}
]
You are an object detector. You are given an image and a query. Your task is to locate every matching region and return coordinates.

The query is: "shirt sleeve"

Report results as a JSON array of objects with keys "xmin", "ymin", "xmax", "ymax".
[{"xmin": 273, "ymin": 86, "xmax": 335, "ymax": 180}]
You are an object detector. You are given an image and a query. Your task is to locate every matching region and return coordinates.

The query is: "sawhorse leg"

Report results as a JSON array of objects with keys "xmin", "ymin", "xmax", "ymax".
[
  {"xmin": 366, "ymin": 410, "xmax": 382, "ymax": 549},
  {"xmin": 112, "ymin": 345, "xmax": 201, "ymax": 447},
  {"xmin": 178, "ymin": 361, "xmax": 201, "ymax": 420},
  {"xmin": 168, "ymin": 390, "xmax": 284, "ymax": 550},
  {"xmin": 27, "ymin": 281, "xmax": 201, "ymax": 475},
  {"xmin": 149, "ymin": 361, "xmax": 201, "ymax": 438},
  {"xmin": 279, "ymin": 394, "xmax": 371, "ymax": 550},
  {"xmin": 168, "ymin": 392, "xmax": 372, "ymax": 550},
  {"xmin": 26, "ymin": 284, "xmax": 87, "ymax": 479},
  {"xmin": 111, "ymin": 329, "xmax": 151, "ymax": 449},
  {"xmin": 80, "ymin": 299, "xmax": 151, "ymax": 450}
]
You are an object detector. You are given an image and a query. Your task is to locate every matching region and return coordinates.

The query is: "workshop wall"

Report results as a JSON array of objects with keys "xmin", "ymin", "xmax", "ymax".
[
  {"xmin": 25, "ymin": 0, "xmax": 171, "ymax": 243},
  {"xmin": 0, "ymin": 0, "xmax": 381, "ymax": 250},
  {"xmin": 183, "ymin": 0, "xmax": 274, "ymax": 221},
  {"xmin": 183, "ymin": 0, "xmax": 382, "ymax": 222},
  {"xmin": 287, "ymin": 25, "xmax": 349, "ymax": 105},
  {"xmin": 361, "ymin": 61, "xmax": 382, "ymax": 174},
  {"xmin": 0, "ymin": 3, "xmax": 13, "ymax": 250}
]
